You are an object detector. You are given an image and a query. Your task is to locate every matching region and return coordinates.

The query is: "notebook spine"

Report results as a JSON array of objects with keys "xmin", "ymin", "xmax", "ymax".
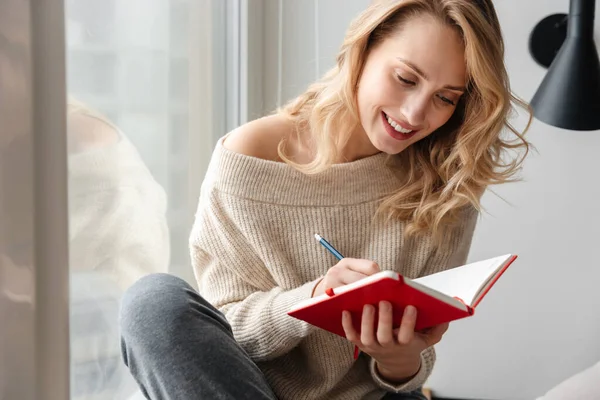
[{"xmin": 453, "ymin": 296, "xmax": 475, "ymax": 315}]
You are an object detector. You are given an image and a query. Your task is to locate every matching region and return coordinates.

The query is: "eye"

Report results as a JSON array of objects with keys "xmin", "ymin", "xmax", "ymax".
[
  {"xmin": 396, "ymin": 74, "xmax": 415, "ymax": 86},
  {"xmin": 437, "ymin": 94, "xmax": 456, "ymax": 106}
]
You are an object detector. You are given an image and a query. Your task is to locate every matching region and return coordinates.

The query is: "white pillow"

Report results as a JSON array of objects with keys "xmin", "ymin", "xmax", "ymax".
[{"xmin": 536, "ymin": 361, "xmax": 600, "ymax": 400}]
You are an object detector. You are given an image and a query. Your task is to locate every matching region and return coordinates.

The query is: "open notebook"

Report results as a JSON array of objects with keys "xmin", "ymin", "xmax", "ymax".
[{"xmin": 288, "ymin": 254, "xmax": 517, "ymax": 336}]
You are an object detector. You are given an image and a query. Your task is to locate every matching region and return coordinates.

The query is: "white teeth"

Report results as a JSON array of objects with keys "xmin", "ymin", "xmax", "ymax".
[{"xmin": 386, "ymin": 114, "xmax": 412, "ymax": 134}]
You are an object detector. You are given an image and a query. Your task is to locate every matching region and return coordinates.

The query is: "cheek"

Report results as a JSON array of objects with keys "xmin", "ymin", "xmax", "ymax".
[
  {"xmin": 428, "ymin": 108, "xmax": 456, "ymax": 131},
  {"xmin": 372, "ymin": 77, "xmax": 400, "ymax": 108},
  {"xmin": 358, "ymin": 74, "xmax": 398, "ymax": 113}
]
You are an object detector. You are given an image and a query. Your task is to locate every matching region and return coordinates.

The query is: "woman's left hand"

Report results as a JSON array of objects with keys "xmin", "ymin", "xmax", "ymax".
[{"xmin": 341, "ymin": 301, "xmax": 448, "ymax": 383}]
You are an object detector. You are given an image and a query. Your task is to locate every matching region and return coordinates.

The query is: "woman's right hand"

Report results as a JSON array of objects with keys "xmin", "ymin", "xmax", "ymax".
[{"xmin": 312, "ymin": 258, "xmax": 380, "ymax": 297}]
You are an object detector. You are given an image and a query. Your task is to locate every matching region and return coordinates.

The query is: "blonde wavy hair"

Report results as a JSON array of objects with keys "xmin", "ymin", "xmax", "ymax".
[{"xmin": 278, "ymin": 0, "xmax": 531, "ymax": 239}]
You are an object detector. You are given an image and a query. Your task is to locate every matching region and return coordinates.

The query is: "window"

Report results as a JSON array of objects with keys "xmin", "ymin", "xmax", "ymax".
[
  {"xmin": 64, "ymin": 0, "xmax": 229, "ymax": 398},
  {"xmin": 1, "ymin": 0, "xmax": 243, "ymax": 398}
]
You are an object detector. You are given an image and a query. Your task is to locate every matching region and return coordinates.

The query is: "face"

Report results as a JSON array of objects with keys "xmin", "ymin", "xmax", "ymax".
[{"xmin": 355, "ymin": 13, "xmax": 467, "ymax": 156}]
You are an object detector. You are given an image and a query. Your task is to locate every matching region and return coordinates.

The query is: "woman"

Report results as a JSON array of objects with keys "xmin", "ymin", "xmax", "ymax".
[
  {"xmin": 66, "ymin": 100, "xmax": 170, "ymax": 400},
  {"xmin": 120, "ymin": 1, "xmax": 530, "ymax": 399}
]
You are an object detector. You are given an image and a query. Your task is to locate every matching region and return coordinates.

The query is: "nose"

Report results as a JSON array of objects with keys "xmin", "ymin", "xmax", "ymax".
[{"xmin": 400, "ymin": 92, "xmax": 428, "ymax": 128}]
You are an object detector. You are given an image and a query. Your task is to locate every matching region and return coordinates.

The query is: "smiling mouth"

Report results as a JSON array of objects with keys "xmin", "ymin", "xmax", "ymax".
[
  {"xmin": 384, "ymin": 113, "xmax": 413, "ymax": 134},
  {"xmin": 381, "ymin": 112, "xmax": 419, "ymax": 140}
]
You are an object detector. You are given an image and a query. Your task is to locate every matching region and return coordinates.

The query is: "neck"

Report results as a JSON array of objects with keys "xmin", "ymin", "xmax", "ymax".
[
  {"xmin": 339, "ymin": 125, "xmax": 380, "ymax": 162},
  {"xmin": 287, "ymin": 120, "xmax": 381, "ymax": 164}
]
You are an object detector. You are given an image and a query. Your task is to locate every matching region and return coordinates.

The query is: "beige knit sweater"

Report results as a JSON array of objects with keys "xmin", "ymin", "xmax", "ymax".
[{"xmin": 190, "ymin": 136, "xmax": 478, "ymax": 400}]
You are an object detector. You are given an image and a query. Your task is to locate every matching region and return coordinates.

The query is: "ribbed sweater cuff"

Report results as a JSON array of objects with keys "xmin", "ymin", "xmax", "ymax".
[
  {"xmin": 270, "ymin": 278, "xmax": 323, "ymax": 338},
  {"xmin": 369, "ymin": 353, "xmax": 429, "ymax": 393}
]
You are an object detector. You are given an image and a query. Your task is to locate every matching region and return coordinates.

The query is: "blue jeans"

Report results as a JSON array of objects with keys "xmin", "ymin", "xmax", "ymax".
[{"xmin": 120, "ymin": 273, "xmax": 429, "ymax": 400}]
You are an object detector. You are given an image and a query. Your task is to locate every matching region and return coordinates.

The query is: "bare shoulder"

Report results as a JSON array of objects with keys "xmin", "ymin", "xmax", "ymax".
[
  {"xmin": 67, "ymin": 112, "xmax": 120, "ymax": 154},
  {"xmin": 223, "ymin": 114, "xmax": 294, "ymax": 161}
]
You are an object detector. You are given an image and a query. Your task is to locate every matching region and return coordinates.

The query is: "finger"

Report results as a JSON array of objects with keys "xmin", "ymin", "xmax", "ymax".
[
  {"xmin": 376, "ymin": 301, "xmax": 394, "ymax": 347},
  {"xmin": 328, "ymin": 262, "xmax": 369, "ymax": 286},
  {"xmin": 421, "ymin": 322, "xmax": 449, "ymax": 347},
  {"xmin": 341, "ymin": 310, "xmax": 360, "ymax": 344},
  {"xmin": 397, "ymin": 305, "xmax": 417, "ymax": 345},
  {"xmin": 360, "ymin": 304, "xmax": 377, "ymax": 347},
  {"xmin": 338, "ymin": 258, "xmax": 380, "ymax": 276},
  {"xmin": 338, "ymin": 269, "xmax": 371, "ymax": 285}
]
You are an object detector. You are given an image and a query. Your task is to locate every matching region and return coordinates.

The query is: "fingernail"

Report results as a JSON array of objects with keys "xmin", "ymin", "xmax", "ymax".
[
  {"xmin": 405, "ymin": 306, "xmax": 416, "ymax": 317},
  {"xmin": 380, "ymin": 301, "xmax": 389, "ymax": 312},
  {"xmin": 364, "ymin": 305, "xmax": 372, "ymax": 314}
]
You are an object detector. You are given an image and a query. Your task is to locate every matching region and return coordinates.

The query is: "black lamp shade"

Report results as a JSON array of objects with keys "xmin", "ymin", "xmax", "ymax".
[{"xmin": 530, "ymin": 0, "xmax": 600, "ymax": 131}]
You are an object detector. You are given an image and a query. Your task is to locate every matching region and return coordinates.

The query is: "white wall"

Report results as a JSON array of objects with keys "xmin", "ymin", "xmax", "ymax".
[{"xmin": 257, "ymin": 1, "xmax": 600, "ymax": 399}]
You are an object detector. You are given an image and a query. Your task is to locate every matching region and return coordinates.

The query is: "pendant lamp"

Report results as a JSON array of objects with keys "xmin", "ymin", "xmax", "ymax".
[{"xmin": 529, "ymin": 0, "xmax": 600, "ymax": 131}]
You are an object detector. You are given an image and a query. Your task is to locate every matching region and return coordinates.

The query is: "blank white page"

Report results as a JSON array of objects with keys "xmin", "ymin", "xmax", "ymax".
[{"xmin": 411, "ymin": 254, "xmax": 513, "ymax": 306}]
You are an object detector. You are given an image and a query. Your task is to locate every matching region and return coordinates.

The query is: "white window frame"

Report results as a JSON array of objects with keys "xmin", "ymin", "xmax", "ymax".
[
  {"xmin": 187, "ymin": 0, "xmax": 259, "ymax": 234},
  {"xmin": 240, "ymin": 0, "xmax": 266, "ymax": 124},
  {"xmin": 187, "ymin": 0, "xmax": 226, "ymax": 218},
  {"xmin": 223, "ymin": 0, "xmax": 265, "ymax": 130}
]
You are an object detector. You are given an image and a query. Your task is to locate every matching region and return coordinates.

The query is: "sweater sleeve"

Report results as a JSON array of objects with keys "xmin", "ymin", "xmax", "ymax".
[
  {"xmin": 189, "ymin": 191, "xmax": 320, "ymax": 362},
  {"xmin": 369, "ymin": 348, "xmax": 435, "ymax": 393},
  {"xmin": 369, "ymin": 206, "xmax": 479, "ymax": 393}
]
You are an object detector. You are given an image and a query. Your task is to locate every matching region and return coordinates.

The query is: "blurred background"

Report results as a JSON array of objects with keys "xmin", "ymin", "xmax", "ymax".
[{"xmin": 1, "ymin": 1, "xmax": 599, "ymax": 399}]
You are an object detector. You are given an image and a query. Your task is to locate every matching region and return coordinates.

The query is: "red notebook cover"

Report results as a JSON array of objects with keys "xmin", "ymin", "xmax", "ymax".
[
  {"xmin": 288, "ymin": 254, "xmax": 517, "ymax": 337},
  {"xmin": 288, "ymin": 271, "xmax": 473, "ymax": 337}
]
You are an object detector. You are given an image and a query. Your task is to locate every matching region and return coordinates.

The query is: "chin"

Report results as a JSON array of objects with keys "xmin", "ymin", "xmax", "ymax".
[{"xmin": 370, "ymin": 131, "xmax": 411, "ymax": 155}]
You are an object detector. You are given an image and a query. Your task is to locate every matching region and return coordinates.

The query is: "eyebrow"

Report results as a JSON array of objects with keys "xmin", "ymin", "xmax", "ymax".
[{"xmin": 397, "ymin": 57, "xmax": 466, "ymax": 92}]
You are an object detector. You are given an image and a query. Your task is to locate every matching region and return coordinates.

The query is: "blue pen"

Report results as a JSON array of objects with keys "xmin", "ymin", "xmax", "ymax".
[
  {"xmin": 314, "ymin": 234, "xmax": 344, "ymax": 260},
  {"xmin": 314, "ymin": 234, "xmax": 361, "ymax": 359}
]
